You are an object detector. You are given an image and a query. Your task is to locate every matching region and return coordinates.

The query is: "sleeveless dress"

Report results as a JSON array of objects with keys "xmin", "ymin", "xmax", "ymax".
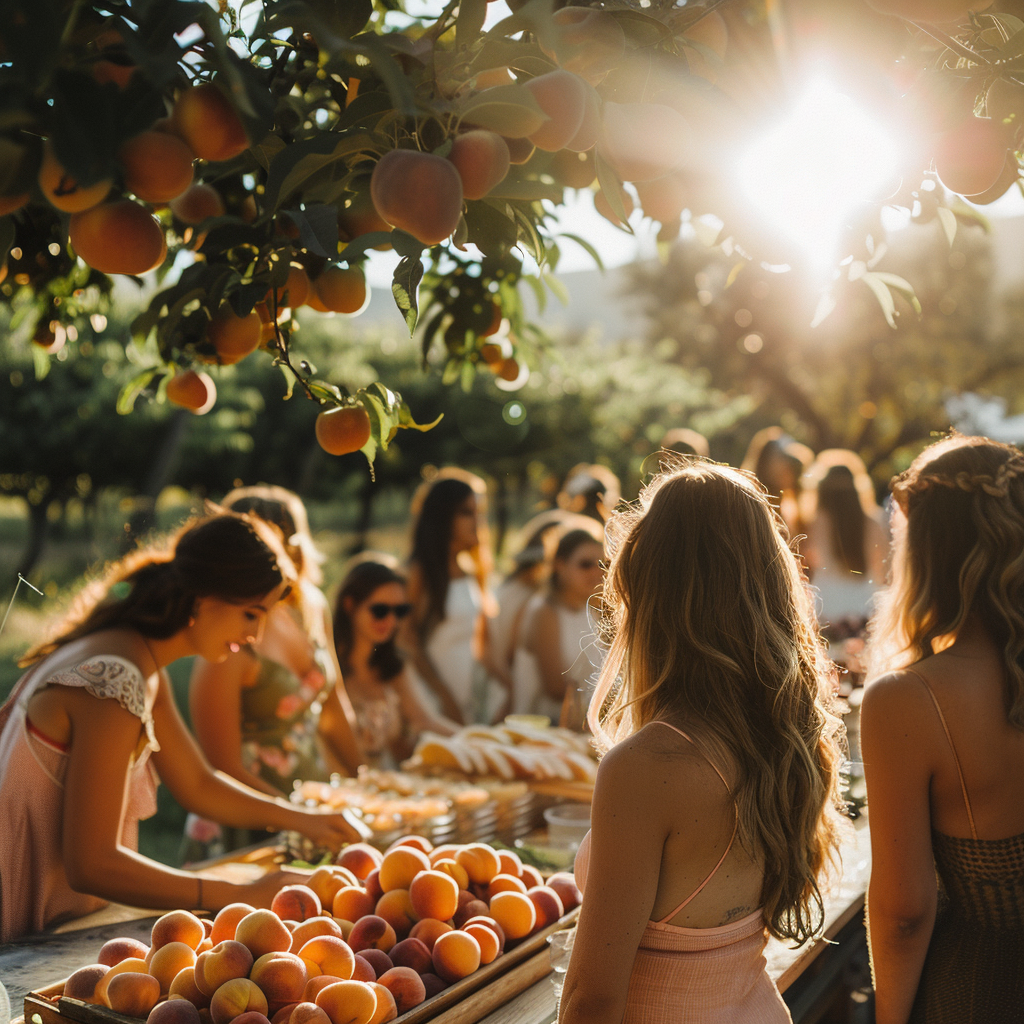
[
  {"xmin": 905, "ymin": 671, "xmax": 1024, "ymax": 1023},
  {"xmin": 413, "ymin": 576, "xmax": 501, "ymax": 724},
  {"xmin": 349, "ymin": 682, "xmax": 404, "ymax": 770},
  {"xmin": 511, "ymin": 597, "xmax": 598, "ymax": 722},
  {"xmin": 573, "ymin": 721, "xmax": 791, "ymax": 1023},
  {"xmin": 239, "ymin": 645, "xmax": 335, "ymax": 792},
  {"xmin": 183, "ymin": 641, "xmax": 336, "ymax": 862},
  {"xmin": 0, "ymin": 656, "xmax": 159, "ymax": 942}
]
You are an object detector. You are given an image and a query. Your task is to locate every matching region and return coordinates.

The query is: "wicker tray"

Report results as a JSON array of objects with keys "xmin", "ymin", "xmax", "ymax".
[{"xmin": 23, "ymin": 909, "xmax": 578, "ymax": 1024}]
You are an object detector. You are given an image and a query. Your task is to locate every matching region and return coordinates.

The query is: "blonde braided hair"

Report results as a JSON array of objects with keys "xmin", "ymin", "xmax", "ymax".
[
  {"xmin": 893, "ymin": 453, "xmax": 1024, "ymax": 505},
  {"xmin": 867, "ymin": 434, "xmax": 1024, "ymax": 729}
]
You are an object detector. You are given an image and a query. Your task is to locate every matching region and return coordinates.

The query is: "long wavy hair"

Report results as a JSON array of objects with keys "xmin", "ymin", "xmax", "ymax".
[
  {"xmin": 866, "ymin": 434, "xmax": 1024, "ymax": 729},
  {"xmin": 21, "ymin": 513, "xmax": 293, "ymax": 666},
  {"xmin": 333, "ymin": 557, "xmax": 406, "ymax": 682},
  {"xmin": 589, "ymin": 459, "xmax": 846, "ymax": 944},
  {"xmin": 409, "ymin": 469, "xmax": 491, "ymax": 634}
]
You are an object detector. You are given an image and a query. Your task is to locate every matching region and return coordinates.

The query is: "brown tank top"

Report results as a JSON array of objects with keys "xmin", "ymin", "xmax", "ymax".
[{"xmin": 905, "ymin": 669, "xmax": 1024, "ymax": 1023}]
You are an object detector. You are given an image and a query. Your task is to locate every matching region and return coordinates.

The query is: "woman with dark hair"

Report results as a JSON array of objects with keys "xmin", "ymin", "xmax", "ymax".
[
  {"xmin": 862, "ymin": 435, "xmax": 1024, "ymax": 1023},
  {"xmin": 741, "ymin": 426, "xmax": 814, "ymax": 548},
  {"xmin": 333, "ymin": 557, "xmax": 456, "ymax": 769},
  {"xmin": 402, "ymin": 469, "xmax": 511, "ymax": 725},
  {"xmin": 511, "ymin": 525, "xmax": 605, "ymax": 724},
  {"xmin": 559, "ymin": 460, "xmax": 846, "ymax": 1023},
  {"xmin": 190, "ymin": 487, "xmax": 362, "ymax": 801},
  {"xmin": 802, "ymin": 451, "xmax": 889, "ymax": 681},
  {"xmin": 0, "ymin": 513, "xmax": 367, "ymax": 942}
]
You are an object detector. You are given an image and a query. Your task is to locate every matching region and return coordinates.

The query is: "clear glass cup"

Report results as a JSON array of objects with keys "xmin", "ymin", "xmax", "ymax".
[{"xmin": 548, "ymin": 926, "xmax": 576, "ymax": 1018}]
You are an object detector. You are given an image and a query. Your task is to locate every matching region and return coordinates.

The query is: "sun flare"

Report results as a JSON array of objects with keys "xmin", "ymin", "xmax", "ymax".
[{"xmin": 737, "ymin": 79, "xmax": 901, "ymax": 270}]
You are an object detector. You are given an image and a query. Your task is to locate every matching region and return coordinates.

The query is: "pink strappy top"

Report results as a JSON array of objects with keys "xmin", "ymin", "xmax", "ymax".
[
  {"xmin": 0, "ymin": 656, "xmax": 160, "ymax": 942},
  {"xmin": 573, "ymin": 721, "xmax": 791, "ymax": 1023}
]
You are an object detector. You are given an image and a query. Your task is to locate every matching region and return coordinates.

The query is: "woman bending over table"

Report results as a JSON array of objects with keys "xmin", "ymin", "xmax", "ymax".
[{"xmin": 0, "ymin": 513, "xmax": 367, "ymax": 942}]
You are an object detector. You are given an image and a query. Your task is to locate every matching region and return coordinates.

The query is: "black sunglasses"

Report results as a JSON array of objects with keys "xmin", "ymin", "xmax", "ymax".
[{"xmin": 368, "ymin": 602, "xmax": 412, "ymax": 621}]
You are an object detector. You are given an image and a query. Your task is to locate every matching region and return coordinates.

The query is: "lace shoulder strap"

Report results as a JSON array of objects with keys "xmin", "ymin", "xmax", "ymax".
[
  {"xmin": 44, "ymin": 656, "xmax": 159, "ymax": 751},
  {"xmin": 904, "ymin": 667, "xmax": 977, "ymax": 840}
]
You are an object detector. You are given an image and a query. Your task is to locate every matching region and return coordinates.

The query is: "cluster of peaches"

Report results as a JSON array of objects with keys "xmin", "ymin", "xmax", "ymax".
[{"xmin": 60, "ymin": 837, "xmax": 580, "ymax": 1024}]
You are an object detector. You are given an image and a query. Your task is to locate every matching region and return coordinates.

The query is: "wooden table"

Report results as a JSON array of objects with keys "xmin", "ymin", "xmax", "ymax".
[{"xmin": 2, "ymin": 827, "xmax": 870, "ymax": 1024}]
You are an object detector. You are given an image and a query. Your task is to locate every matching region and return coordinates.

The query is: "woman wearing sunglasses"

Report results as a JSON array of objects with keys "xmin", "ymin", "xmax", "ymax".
[
  {"xmin": 512, "ymin": 526, "xmax": 606, "ymax": 726},
  {"xmin": 187, "ymin": 487, "xmax": 364, "ymax": 857},
  {"xmin": 334, "ymin": 557, "xmax": 458, "ymax": 769}
]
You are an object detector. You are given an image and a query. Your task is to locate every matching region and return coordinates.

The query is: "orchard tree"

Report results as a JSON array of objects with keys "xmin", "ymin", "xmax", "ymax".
[{"xmin": 3, "ymin": 0, "xmax": 1024, "ymax": 467}]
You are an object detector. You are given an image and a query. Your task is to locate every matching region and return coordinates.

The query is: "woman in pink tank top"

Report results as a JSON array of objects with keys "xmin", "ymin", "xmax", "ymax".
[
  {"xmin": 0, "ymin": 513, "xmax": 369, "ymax": 942},
  {"xmin": 559, "ymin": 459, "xmax": 848, "ymax": 1024}
]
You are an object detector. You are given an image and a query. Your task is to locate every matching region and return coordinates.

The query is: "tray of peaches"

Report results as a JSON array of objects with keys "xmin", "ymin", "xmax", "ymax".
[{"xmin": 26, "ymin": 838, "xmax": 580, "ymax": 1024}]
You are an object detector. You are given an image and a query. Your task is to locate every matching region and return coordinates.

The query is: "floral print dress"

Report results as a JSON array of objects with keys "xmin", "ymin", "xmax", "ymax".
[
  {"xmin": 239, "ymin": 646, "xmax": 335, "ymax": 792},
  {"xmin": 181, "ymin": 644, "xmax": 335, "ymax": 863}
]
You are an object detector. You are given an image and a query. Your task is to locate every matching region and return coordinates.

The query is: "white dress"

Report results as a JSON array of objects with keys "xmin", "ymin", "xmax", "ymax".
[
  {"xmin": 412, "ymin": 576, "xmax": 502, "ymax": 724},
  {"xmin": 511, "ymin": 596, "xmax": 599, "ymax": 722}
]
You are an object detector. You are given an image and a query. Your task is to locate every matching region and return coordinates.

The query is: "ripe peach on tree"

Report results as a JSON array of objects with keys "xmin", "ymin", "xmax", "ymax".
[
  {"xmin": 171, "ymin": 83, "xmax": 250, "ymax": 163},
  {"xmin": 370, "ymin": 150, "xmax": 464, "ymax": 246},
  {"xmin": 315, "ymin": 405, "xmax": 372, "ymax": 456},
  {"xmin": 447, "ymin": 132, "xmax": 510, "ymax": 201},
  {"xmin": 69, "ymin": 200, "xmax": 166, "ymax": 276}
]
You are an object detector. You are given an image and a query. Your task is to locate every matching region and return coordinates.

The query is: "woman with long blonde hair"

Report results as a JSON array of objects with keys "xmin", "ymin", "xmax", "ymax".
[
  {"xmin": 560, "ymin": 460, "xmax": 846, "ymax": 1024},
  {"xmin": 861, "ymin": 435, "xmax": 1024, "ymax": 1023}
]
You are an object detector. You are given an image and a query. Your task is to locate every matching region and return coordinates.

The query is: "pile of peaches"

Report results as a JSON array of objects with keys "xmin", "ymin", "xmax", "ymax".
[{"xmin": 61, "ymin": 838, "xmax": 581, "ymax": 1024}]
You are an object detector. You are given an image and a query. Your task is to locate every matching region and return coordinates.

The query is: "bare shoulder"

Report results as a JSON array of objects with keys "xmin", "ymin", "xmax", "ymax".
[
  {"xmin": 597, "ymin": 723, "xmax": 716, "ymax": 798},
  {"xmin": 861, "ymin": 668, "xmax": 942, "ymax": 756}
]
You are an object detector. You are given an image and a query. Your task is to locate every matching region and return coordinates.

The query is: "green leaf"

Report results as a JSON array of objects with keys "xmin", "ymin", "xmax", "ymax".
[
  {"xmin": 392, "ymin": 256, "xmax": 425, "ymax": 335},
  {"xmin": 937, "ymin": 206, "xmax": 957, "ymax": 247},
  {"xmin": 594, "ymin": 151, "xmax": 632, "ymax": 232},
  {"xmin": 288, "ymin": 204, "xmax": 342, "ymax": 259},
  {"xmin": 31, "ymin": 344, "xmax": 50, "ymax": 382},
  {"xmin": 457, "ymin": 85, "xmax": 549, "ymax": 137},
  {"xmin": 264, "ymin": 132, "xmax": 380, "ymax": 212},
  {"xmin": 117, "ymin": 368, "xmax": 160, "ymax": 414},
  {"xmin": 339, "ymin": 232, "xmax": 396, "ymax": 263},
  {"xmin": 872, "ymin": 272, "xmax": 922, "ymax": 315},
  {"xmin": 557, "ymin": 232, "xmax": 604, "ymax": 272},
  {"xmin": 860, "ymin": 272, "xmax": 898, "ymax": 328},
  {"xmin": 467, "ymin": 201, "xmax": 519, "ymax": 257},
  {"xmin": 542, "ymin": 271, "xmax": 569, "ymax": 306},
  {"xmin": 511, "ymin": 205, "xmax": 546, "ymax": 265}
]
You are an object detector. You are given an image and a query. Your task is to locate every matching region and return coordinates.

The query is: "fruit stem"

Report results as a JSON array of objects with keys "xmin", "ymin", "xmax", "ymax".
[{"xmin": 423, "ymin": 0, "xmax": 460, "ymax": 43}]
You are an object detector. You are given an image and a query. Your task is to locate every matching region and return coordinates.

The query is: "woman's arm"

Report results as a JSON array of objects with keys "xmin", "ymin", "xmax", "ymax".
[
  {"xmin": 860, "ymin": 673, "xmax": 939, "ymax": 1024},
  {"xmin": 523, "ymin": 601, "xmax": 569, "ymax": 704},
  {"xmin": 398, "ymin": 563, "xmax": 466, "ymax": 724},
  {"xmin": 316, "ymin": 600, "xmax": 365, "ymax": 777},
  {"xmin": 152, "ymin": 674, "xmax": 371, "ymax": 849},
  {"xmin": 559, "ymin": 742, "xmax": 665, "ymax": 1024},
  {"xmin": 60, "ymin": 687, "xmax": 317, "ymax": 912},
  {"xmin": 189, "ymin": 653, "xmax": 280, "ymax": 797}
]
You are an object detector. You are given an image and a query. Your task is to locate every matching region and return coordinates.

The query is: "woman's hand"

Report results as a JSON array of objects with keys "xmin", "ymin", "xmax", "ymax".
[
  {"xmin": 295, "ymin": 807, "xmax": 373, "ymax": 849},
  {"xmin": 240, "ymin": 869, "xmax": 315, "ymax": 908}
]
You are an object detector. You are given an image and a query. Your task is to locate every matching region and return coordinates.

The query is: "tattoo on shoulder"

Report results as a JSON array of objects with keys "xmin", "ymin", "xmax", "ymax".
[{"xmin": 722, "ymin": 905, "xmax": 753, "ymax": 923}]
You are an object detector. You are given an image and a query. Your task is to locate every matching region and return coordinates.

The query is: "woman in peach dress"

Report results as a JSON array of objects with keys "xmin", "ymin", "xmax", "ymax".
[
  {"xmin": 559, "ymin": 460, "xmax": 847, "ymax": 1024},
  {"xmin": 0, "ymin": 513, "xmax": 367, "ymax": 942}
]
